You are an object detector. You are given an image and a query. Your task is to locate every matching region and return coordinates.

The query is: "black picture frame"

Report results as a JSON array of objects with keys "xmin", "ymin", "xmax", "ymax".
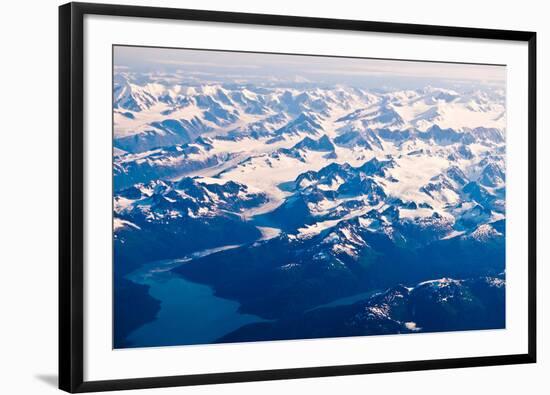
[{"xmin": 59, "ymin": 2, "xmax": 537, "ymax": 392}]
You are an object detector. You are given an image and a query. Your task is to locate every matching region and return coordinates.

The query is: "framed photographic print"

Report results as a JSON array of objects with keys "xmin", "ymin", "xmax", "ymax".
[{"xmin": 59, "ymin": 2, "xmax": 537, "ymax": 392}]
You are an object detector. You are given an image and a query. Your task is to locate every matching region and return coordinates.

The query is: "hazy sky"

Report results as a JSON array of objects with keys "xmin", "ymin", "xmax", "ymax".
[{"xmin": 114, "ymin": 45, "xmax": 506, "ymax": 90}]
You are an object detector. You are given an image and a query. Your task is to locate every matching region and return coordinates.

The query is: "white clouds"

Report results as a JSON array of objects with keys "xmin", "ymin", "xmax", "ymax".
[
  {"xmin": 152, "ymin": 59, "xmax": 261, "ymax": 69},
  {"xmin": 305, "ymin": 60, "xmax": 505, "ymax": 83},
  {"xmin": 114, "ymin": 45, "xmax": 505, "ymax": 88}
]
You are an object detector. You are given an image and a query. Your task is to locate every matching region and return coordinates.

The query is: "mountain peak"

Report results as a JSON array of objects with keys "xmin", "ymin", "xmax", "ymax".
[{"xmin": 293, "ymin": 135, "xmax": 335, "ymax": 152}]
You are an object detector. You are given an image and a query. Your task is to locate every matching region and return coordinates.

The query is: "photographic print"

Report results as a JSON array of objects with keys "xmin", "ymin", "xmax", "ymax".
[{"xmin": 112, "ymin": 45, "xmax": 506, "ymax": 349}]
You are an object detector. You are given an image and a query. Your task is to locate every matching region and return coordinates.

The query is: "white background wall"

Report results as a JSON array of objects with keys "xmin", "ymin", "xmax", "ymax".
[{"xmin": 0, "ymin": 0, "xmax": 546, "ymax": 393}]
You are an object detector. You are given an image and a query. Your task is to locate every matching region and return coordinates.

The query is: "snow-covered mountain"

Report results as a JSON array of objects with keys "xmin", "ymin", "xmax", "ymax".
[
  {"xmin": 217, "ymin": 275, "xmax": 505, "ymax": 343},
  {"xmin": 113, "ymin": 71, "xmax": 506, "ymax": 344},
  {"xmin": 114, "ymin": 73, "xmax": 505, "ymax": 152}
]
